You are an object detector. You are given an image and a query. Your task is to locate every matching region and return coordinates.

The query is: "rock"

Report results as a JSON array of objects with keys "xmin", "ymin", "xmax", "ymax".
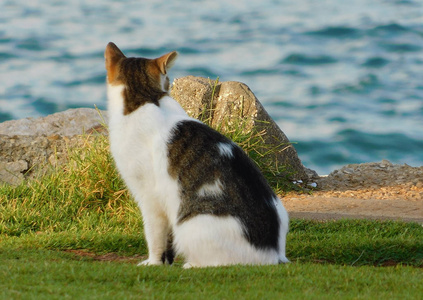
[
  {"xmin": 170, "ymin": 76, "xmax": 215, "ymax": 119},
  {"xmin": 0, "ymin": 160, "xmax": 28, "ymax": 186},
  {"xmin": 0, "ymin": 134, "xmax": 86, "ymax": 185},
  {"xmin": 171, "ymin": 76, "xmax": 311, "ymax": 181},
  {"xmin": 0, "ymin": 108, "xmax": 108, "ymax": 185},
  {"xmin": 316, "ymin": 160, "xmax": 423, "ymax": 191},
  {"xmin": 0, "ymin": 108, "xmax": 107, "ymax": 136}
]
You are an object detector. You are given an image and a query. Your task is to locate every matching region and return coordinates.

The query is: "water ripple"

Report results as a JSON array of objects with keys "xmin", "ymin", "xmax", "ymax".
[
  {"xmin": 282, "ymin": 54, "xmax": 338, "ymax": 66},
  {"xmin": 305, "ymin": 26, "xmax": 361, "ymax": 38},
  {"xmin": 361, "ymin": 57, "xmax": 390, "ymax": 68},
  {"xmin": 333, "ymin": 74, "xmax": 380, "ymax": 94},
  {"xmin": 379, "ymin": 42, "xmax": 421, "ymax": 53}
]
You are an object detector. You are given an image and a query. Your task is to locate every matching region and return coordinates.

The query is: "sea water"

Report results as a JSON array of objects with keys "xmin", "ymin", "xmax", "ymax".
[{"xmin": 1, "ymin": 0, "xmax": 422, "ymax": 174}]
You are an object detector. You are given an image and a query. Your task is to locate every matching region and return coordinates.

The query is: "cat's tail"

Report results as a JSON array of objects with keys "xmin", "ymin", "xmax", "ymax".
[{"xmin": 161, "ymin": 231, "xmax": 175, "ymax": 265}]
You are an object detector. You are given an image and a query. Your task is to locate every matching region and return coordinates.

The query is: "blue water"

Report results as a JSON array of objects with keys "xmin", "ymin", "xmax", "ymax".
[{"xmin": 1, "ymin": 0, "xmax": 422, "ymax": 174}]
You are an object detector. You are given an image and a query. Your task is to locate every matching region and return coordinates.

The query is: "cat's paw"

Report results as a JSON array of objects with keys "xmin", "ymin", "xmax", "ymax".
[
  {"xmin": 137, "ymin": 259, "xmax": 163, "ymax": 266},
  {"xmin": 182, "ymin": 263, "xmax": 192, "ymax": 269},
  {"xmin": 278, "ymin": 256, "xmax": 290, "ymax": 264},
  {"xmin": 183, "ymin": 262, "xmax": 199, "ymax": 269}
]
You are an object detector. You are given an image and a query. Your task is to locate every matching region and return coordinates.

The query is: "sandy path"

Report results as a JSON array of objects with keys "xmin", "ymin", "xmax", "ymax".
[
  {"xmin": 281, "ymin": 161, "xmax": 423, "ymax": 224},
  {"xmin": 283, "ymin": 194, "xmax": 423, "ymax": 223}
]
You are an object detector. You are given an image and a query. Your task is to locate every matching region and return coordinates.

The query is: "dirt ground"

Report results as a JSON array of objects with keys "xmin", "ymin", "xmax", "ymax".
[{"xmin": 282, "ymin": 160, "xmax": 423, "ymax": 224}]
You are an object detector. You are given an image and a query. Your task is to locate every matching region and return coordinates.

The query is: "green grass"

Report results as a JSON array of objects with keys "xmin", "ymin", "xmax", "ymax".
[
  {"xmin": 1, "ymin": 128, "xmax": 423, "ymax": 299},
  {"xmin": 1, "ymin": 249, "xmax": 422, "ymax": 299}
]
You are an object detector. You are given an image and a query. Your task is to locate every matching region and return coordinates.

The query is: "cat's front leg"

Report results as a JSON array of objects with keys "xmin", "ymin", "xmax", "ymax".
[
  {"xmin": 139, "ymin": 232, "xmax": 174, "ymax": 266},
  {"xmin": 138, "ymin": 209, "xmax": 171, "ymax": 266}
]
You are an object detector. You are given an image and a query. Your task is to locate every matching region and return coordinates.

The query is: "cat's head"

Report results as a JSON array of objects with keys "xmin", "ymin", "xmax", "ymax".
[{"xmin": 105, "ymin": 42, "xmax": 178, "ymax": 114}]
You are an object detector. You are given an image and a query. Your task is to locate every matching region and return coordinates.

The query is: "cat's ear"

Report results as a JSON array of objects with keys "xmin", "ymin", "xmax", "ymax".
[
  {"xmin": 105, "ymin": 42, "xmax": 126, "ymax": 83},
  {"xmin": 155, "ymin": 51, "xmax": 178, "ymax": 75}
]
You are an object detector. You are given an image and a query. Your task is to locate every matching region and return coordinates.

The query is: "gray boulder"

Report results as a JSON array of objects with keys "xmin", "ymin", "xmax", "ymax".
[
  {"xmin": 0, "ymin": 108, "xmax": 107, "ymax": 185},
  {"xmin": 0, "ymin": 107, "xmax": 107, "ymax": 136}
]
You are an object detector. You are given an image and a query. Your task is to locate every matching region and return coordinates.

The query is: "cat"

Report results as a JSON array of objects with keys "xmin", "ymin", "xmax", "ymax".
[{"xmin": 105, "ymin": 42, "xmax": 289, "ymax": 268}]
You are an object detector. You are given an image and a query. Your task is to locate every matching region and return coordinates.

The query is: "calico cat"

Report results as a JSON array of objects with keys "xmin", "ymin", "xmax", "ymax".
[{"xmin": 105, "ymin": 42, "xmax": 289, "ymax": 268}]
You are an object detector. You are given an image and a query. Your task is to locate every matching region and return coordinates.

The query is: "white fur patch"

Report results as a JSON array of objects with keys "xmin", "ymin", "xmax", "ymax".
[
  {"xmin": 197, "ymin": 179, "xmax": 224, "ymax": 198},
  {"xmin": 217, "ymin": 142, "xmax": 234, "ymax": 158},
  {"xmin": 107, "ymin": 84, "xmax": 125, "ymax": 116},
  {"xmin": 174, "ymin": 215, "xmax": 280, "ymax": 267}
]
